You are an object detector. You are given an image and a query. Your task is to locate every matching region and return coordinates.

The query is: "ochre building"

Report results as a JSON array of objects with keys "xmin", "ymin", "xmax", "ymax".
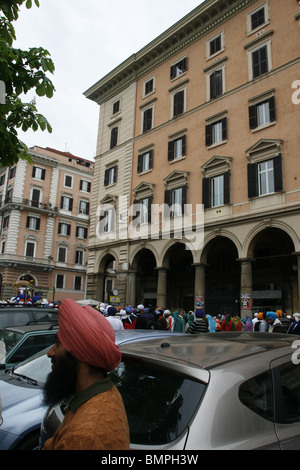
[{"xmin": 85, "ymin": 0, "xmax": 300, "ymax": 317}]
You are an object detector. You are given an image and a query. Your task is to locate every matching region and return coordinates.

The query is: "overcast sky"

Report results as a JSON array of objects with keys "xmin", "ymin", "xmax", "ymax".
[{"xmin": 14, "ymin": 0, "xmax": 205, "ymax": 161}]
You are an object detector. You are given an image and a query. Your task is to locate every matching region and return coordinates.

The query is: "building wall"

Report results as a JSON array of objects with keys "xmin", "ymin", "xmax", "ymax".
[
  {"xmin": 85, "ymin": 0, "xmax": 300, "ymax": 314},
  {"xmin": 0, "ymin": 147, "xmax": 94, "ymax": 302}
]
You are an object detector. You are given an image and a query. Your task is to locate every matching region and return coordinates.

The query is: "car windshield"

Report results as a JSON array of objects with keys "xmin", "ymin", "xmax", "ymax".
[
  {"xmin": 0, "ymin": 330, "xmax": 23, "ymax": 364},
  {"xmin": 12, "ymin": 347, "xmax": 52, "ymax": 385},
  {"xmin": 110, "ymin": 359, "xmax": 206, "ymax": 446}
]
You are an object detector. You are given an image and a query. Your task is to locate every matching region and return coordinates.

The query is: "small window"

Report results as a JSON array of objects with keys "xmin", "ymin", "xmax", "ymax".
[
  {"xmin": 249, "ymin": 96, "xmax": 276, "ymax": 129},
  {"xmin": 170, "ymin": 57, "xmax": 188, "ymax": 79},
  {"xmin": 104, "ymin": 166, "xmax": 117, "ymax": 186},
  {"xmin": 60, "ymin": 196, "xmax": 73, "ymax": 211},
  {"xmin": 32, "ymin": 166, "xmax": 45, "ymax": 180},
  {"xmin": 113, "ymin": 100, "xmax": 120, "ymax": 114},
  {"xmin": 143, "ymin": 108, "xmax": 153, "ymax": 132},
  {"xmin": 58, "ymin": 222, "xmax": 71, "ymax": 236},
  {"xmin": 207, "ymin": 32, "xmax": 224, "ymax": 59},
  {"xmin": 80, "ymin": 180, "xmax": 91, "ymax": 192},
  {"xmin": 239, "ymin": 370, "xmax": 274, "ymax": 422},
  {"xmin": 173, "ymin": 90, "xmax": 185, "ymax": 117},
  {"xmin": 58, "ymin": 246, "xmax": 67, "ymax": 263},
  {"xmin": 144, "ymin": 78, "xmax": 154, "ymax": 96},
  {"xmin": 79, "ymin": 200, "xmax": 90, "ymax": 215},
  {"xmin": 202, "ymin": 171, "xmax": 230, "ymax": 209},
  {"xmin": 206, "ymin": 117, "xmax": 227, "ymax": 147},
  {"xmin": 2, "ymin": 215, "xmax": 9, "ymax": 229},
  {"xmin": 64, "ymin": 175, "xmax": 73, "ymax": 188},
  {"xmin": 168, "ymin": 135, "xmax": 186, "ymax": 162},
  {"xmin": 110, "ymin": 127, "xmax": 118, "ymax": 149},
  {"xmin": 99, "ymin": 208, "xmax": 115, "ymax": 234},
  {"xmin": 25, "ymin": 241, "xmax": 35, "ymax": 258},
  {"xmin": 247, "ymin": 155, "xmax": 283, "ymax": 198},
  {"xmin": 164, "ymin": 185, "xmax": 187, "ymax": 218},
  {"xmin": 74, "ymin": 276, "xmax": 82, "ymax": 291},
  {"xmin": 76, "ymin": 226, "xmax": 88, "ymax": 239},
  {"xmin": 137, "ymin": 150, "xmax": 153, "ymax": 173},
  {"xmin": 56, "ymin": 274, "xmax": 64, "ymax": 289},
  {"xmin": 252, "ymin": 45, "xmax": 268, "ymax": 79},
  {"xmin": 210, "ymin": 69, "xmax": 223, "ymax": 99},
  {"xmin": 26, "ymin": 216, "xmax": 40, "ymax": 231},
  {"xmin": 75, "ymin": 250, "xmax": 84, "ymax": 265},
  {"xmin": 247, "ymin": 3, "xmax": 269, "ymax": 34},
  {"xmin": 9, "ymin": 167, "xmax": 16, "ymax": 179},
  {"xmin": 251, "ymin": 7, "xmax": 265, "ymax": 30}
]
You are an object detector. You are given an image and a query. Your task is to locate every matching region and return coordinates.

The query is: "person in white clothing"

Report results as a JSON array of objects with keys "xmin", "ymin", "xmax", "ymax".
[{"xmin": 105, "ymin": 306, "xmax": 124, "ymax": 330}]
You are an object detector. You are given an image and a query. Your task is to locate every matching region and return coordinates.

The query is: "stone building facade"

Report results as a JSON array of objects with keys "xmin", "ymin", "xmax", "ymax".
[
  {"xmin": 0, "ymin": 146, "xmax": 94, "ymax": 302},
  {"xmin": 85, "ymin": 0, "xmax": 300, "ymax": 316}
]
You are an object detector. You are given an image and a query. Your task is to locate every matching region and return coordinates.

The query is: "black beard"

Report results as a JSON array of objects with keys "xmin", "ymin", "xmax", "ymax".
[{"xmin": 42, "ymin": 350, "xmax": 78, "ymax": 407}]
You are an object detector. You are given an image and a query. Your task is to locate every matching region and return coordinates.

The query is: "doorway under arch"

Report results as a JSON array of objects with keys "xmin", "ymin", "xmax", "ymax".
[
  {"xmin": 249, "ymin": 228, "xmax": 297, "ymax": 313},
  {"xmin": 204, "ymin": 236, "xmax": 240, "ymax": 316},
  {"xmin": 131, "ymin": 248, "xmax": 157, "ymax": 307},
  {"xmin": 163, "ymin": 242, "xmax": 195, "ymax": 311}
]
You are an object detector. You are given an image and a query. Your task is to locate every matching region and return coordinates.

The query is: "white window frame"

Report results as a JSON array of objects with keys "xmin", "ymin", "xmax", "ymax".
[
  {"xmin": 206, "ymin": 31, "xmax": 225, "ymax": 60},
  {"xmin": 57, "ymin": 245, "xmax": 67, "ymax": 263},
  {"xmin": 205, "ymin": 60, "xmax": 227, "ymax": 101},
  {"xmin": 56, "ymin": 274, "xmax": 65, "ymax": 289},
  {"xmin": 211, "ymin": 174, "xmax": 225, "ymax": 207},
  {"xmin": 25, "ymin": 240, "xmax": 36, "ymax": 258},
  {"xmin": 245, "ymin": 35, "xmax": 272, "ymax": 81},
  {"xmin": 258, "ymin": 159, "xmax": 275, "ymax": 196},
  {"xmin": 79, "ymin": 199, "xmax": 89, "ymax": 215},
  {"xmin": 64, "ymin": 174, "xmax": 73, "ymax": 189},
  {"xmin": 59, "ymin": 222, "xmax": 70, "ymax": 236},
  {"xmin": 143, "ymin": 76, "xmax": 155, "ymax": 98},
  {"xmin": 247, "ymin": 2, "xmax": 270, "ymax": 35}
]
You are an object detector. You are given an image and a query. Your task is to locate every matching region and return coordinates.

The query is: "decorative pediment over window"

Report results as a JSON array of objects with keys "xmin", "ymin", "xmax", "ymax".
[
  {"xmin": 133, "ymin": 182, "xmax": 155, "ymax": 199},
  {"xmin": 164, "ymin": 170, "xmax": 189, "ymax": 189},
  {"xmin": 100, "ymin": 194, "xmax": 117, "ymax": 206},
  {"xmin": 201, "ymin": 156, "xmax": 232, "ymax": 177},
  {"xmin": 246, "ymin": 139, "xmax": 283, "ymax": 163}
]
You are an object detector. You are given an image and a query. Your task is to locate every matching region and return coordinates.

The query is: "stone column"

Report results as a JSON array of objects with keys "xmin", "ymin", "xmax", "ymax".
[
  {"xmin": 192, "ymin": 263, "xmax": 206, "ymax": 309},
  {"xmin": 296, "ymin": 254, "xmax": 300, "ymax": 311},
  {"xmin": 239, "ymin": 258, "xmax": 253, "ymax": 319},
  {"xmin": 156, "ymin": 267, "xmax": 168, "ymax": 308},
  {"xmin": 127, "ymin": 270, "xmax": 137, "ymax": 306}
]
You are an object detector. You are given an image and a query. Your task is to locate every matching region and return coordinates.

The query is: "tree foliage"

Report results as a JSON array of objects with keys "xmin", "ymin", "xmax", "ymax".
[{"xmin": 0, "ymin": 0, "xmax": 55, "ymax": 166}]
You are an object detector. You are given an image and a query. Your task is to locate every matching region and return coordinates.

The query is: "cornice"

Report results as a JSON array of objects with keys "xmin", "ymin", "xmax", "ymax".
[{"xmin": 84, "ymin": 0, "xmax": 257, "ymax": 104}]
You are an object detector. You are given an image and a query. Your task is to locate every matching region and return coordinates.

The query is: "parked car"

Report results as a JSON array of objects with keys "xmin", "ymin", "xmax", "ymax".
[
  {"xmin": 0, "ymin": 306, "xmax": 58, "ymax": 329},
  {"xmin": 0, "ymin": 324, "xmax": 58, "ymax": 370},
  {"xmin": 0, "ymin": 329, "xmax": 182, "ymax": 450},
  {"xmin": 41, "ymin": 332, "xmax": 300, "ymax": 450}
]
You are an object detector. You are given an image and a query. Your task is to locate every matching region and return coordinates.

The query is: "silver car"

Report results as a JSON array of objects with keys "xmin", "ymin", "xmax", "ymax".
[{"xmin": 41, "ymin": 332, "xmax": 300, "ymax": 450}]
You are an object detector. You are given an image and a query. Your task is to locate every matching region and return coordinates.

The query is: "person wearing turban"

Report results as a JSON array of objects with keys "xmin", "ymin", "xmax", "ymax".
[
  {"xmin": 42, "ymin": 299, "xmax": 129, "ymax": 450},
  {"xmin": 266, "ymin": 311, "xmax": 283, "ymax": 333}
]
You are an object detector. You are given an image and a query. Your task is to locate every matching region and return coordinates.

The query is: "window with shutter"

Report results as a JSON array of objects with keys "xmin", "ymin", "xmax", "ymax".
[
  {"xmin": 173, "ymin": 90, "xmax": 184, "ymax": 117},
  {"xmin": 170, "ymin": 57, "xmax": 187, "ymax": 79},
  {"xmin": 210, "ymin": 70, "xmax": 223, "ymax": 99},
  {"xmin": 110, "ymin": 127, "xmax": 118, "ymax": 149},
  {"xmin": 143, "ymin": 108, "xmax": 153, "ymax": 132},
  {"xmin": 249, "ymin": 95, "xmax": 276, "ymax": 130},
  {"xmin": 168, "ymin": 135, "xmax": 186, "ymax": 161}
]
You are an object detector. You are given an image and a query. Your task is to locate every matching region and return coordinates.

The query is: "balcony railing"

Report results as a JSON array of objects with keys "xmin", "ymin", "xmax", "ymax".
[{"xmin": 0, "ymin": 196, "xmax": 59, "ymax": 212}]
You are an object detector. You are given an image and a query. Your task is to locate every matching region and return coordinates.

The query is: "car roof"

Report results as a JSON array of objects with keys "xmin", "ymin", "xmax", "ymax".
[
  {"xmin": 119, "ymin": 332, "xmax": 296, "ymax": 375},
  {"xmin": 0, "ymin": 324, "xmax": 59, "ymax": 334}
]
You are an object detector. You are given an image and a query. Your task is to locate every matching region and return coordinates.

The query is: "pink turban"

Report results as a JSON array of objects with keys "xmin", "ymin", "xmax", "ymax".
[{"xmin": 57, "ymin": 299, "xmax": 121, "ymax": 371}]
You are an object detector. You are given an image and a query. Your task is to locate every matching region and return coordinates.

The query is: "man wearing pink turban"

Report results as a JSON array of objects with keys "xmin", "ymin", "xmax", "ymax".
[{"xmin": 42, "ymin": 299, "xmax": 130, "ymax": 450}]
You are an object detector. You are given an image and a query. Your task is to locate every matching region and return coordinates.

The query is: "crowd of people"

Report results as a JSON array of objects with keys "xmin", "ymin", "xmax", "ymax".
[{"xmin": 94, "ymin": 303, "xmax": 300, "ymax": 335}]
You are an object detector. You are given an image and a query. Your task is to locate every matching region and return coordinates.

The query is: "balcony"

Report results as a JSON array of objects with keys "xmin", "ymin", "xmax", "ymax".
[
  {"xmin": 0, "ymin": 253, "xmax": 55, "ymax": 271},
  {"xmin": 0, "ymin": 196, "xmax": 59, "ymax": 213}
]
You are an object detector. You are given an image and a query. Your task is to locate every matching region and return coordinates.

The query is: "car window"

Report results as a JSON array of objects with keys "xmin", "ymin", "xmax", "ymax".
[
  {"xmin": 110, "ymin": 360, "xmax": 206, "ymax": 445},
  {"xmin": 32, "ymin": 310, "xmax": 58, "ymax": 323},
  {"xmin": 274, "ymin": 362, "xmax": 300, "ymax": 424},
  {"xmin": 9, "ymin": 333, "xmax": 57, "ymax": 364},
  {"xmin": 0, "ymin": 330, "xmax": 23, "ymax": 364},
  {"xmin": 239, "ymin": 370, "xmax": 274, "ymax": 421},
  {"xmin": 14, "ymin": 348, "xmax": 51, "ymax": 385},
  {"xmin": 0, "ymin": 312, "xmax": 31, "ymax": 328}
]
